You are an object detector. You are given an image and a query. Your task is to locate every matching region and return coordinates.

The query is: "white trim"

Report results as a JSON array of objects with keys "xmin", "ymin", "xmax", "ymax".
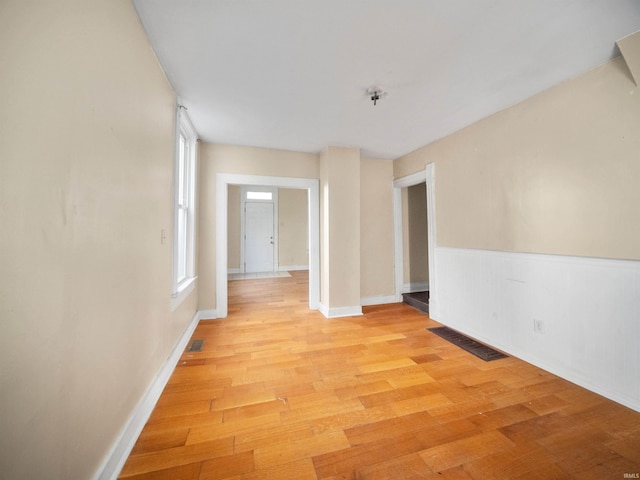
[
  {"xmin": 361, "ymin": 295, "xmax": 398, "ymax": 306},
  {"xmin": 393, "ymin": 170, "xmax": 426, "ymax": 189},
  {"xmin": 392, "ymin": 164, "xmax": 437, "ymax": 316},
  {"xmin": 172, "ymin": 106, "xmax": 198, "ymax": 307},
  {"xmin": 227, "ymin": 268, "xmax": 241, "ymax": 274},
  {"xmin": 319, "ymin": 303, "xmax": 363, "ymax": 318},
  {"xmin": 217, "ymin": 174, "xmax": 320, "ymax": 318},
  {"xmin": 392, "ymin": 186, "xmax": 404, "ymax": 303},
  {"xmin": 94, "ymin": 310, "xmax": 200, "ymax": 480},
  {"xmin": 278, "ymin": 265, "xmax": 309, "ymax": 271},
  {"xmin": 170, "ymin": 276, "xmax": 197, "ymax": 312},
  {"xmin": 425, "ymin": 163, "xmax": 437, "ymax": 318},
  {"xmin": 197, "ymin": 309, "xmax": 218, "ymax": 321},
  {"xmin": 402, "ymin": 282, "xmax": 429, "ymax": 294},
  {"xmin": 436, "ymin": 246, "xmax": 640, "ymax": 413}
]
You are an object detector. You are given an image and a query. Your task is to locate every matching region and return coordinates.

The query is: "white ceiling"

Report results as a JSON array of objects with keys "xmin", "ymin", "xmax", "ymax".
[{"xmin": 133, "ymin": 1, "xmax": 640, "ymax": 160}]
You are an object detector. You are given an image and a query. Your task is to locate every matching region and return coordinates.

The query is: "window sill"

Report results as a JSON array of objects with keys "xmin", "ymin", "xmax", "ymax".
[{"xmin": 171, "ymin": 276, "xmax": 197, "ymax": 312}]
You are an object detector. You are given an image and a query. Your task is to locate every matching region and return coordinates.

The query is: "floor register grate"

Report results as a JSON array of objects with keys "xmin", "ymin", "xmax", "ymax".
[
  {"xmin": 427, "ymin": 326, "xmax": 507, "ymax": 362},
  {"xmin": 187, "ymin": 339, "xmax": 204, "ymax": 352}
]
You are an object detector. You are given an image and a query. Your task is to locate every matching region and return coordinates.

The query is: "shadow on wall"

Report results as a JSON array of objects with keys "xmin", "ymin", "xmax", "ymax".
[{"xmin": 406, "ymin": 182, "xmax": 429, "ymax": 289}]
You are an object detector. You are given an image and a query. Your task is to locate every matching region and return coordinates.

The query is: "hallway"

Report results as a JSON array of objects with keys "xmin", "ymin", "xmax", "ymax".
[{"xmin": 119, "ymin": 271, "xmax": 640, "ymax": 479}]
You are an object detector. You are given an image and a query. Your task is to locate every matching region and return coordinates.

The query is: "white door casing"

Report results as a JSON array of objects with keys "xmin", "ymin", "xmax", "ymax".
[
  {"xmin": 392, "ymin": 163, "xmax": 437, "ymax": 318},
  {"xmin": 216, "ymin": 173, "xmax": 320, "ymax": 318}
]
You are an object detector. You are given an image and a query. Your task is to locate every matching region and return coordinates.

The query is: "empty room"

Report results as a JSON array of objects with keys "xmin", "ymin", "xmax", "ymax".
[{"xmin": 2, "ymin": 1, "xmax": 640, "ymax": 479}]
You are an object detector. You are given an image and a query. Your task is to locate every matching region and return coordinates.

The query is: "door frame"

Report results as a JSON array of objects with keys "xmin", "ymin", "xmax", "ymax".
[
  {"xmin": 216, "ymin": 173, "xmax": 319, "ymax": 318},
  {"xmin": 392, "ymin": 163, "xmax": 438, "ymax": 318},
  {"xmin": 240, "ymin": 186, "xmax": 278, "ymax": 273}
]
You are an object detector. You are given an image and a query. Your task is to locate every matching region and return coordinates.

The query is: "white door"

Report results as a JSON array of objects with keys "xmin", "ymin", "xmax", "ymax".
[{"xmin": 245, "ymin": 202, "xmax": 274, "ymax": 273}]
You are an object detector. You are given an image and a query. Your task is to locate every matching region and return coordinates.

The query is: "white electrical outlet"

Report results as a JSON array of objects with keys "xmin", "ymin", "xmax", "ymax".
[{"xmin": 533, "ymin": 319, "xmax": 545, "ymax": 334}]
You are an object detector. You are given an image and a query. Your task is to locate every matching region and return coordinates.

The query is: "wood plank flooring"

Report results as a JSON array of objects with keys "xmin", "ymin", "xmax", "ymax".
[{"xmin": 119, "ymin": 271, "xmax": 640, "ymax": 479}]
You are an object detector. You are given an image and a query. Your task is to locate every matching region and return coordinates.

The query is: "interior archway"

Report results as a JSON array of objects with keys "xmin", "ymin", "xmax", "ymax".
[{"xmin": 215, "ymin": 173, "xmax": 320, "ymax": 318}]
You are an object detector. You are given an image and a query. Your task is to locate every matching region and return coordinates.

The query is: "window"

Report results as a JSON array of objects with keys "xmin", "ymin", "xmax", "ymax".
[
  {"xmin": 246, "ymin": 191, "xmax": 273, "ymax": 201},
  {"xmin": 172, "ymin": 107, "xmax": 197, "ymax": 310}
]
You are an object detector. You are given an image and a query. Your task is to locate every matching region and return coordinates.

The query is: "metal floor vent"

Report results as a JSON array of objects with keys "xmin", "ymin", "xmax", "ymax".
[
  {"xmin": 187, "ymin": 339, "xmax": 204, "ymax": 352},
  {"xmin": 427, "ymin": 327, "xmax": 507, "ymax": 362}
]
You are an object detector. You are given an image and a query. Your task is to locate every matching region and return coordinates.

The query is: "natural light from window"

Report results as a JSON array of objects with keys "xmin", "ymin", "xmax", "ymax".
[
  {"xmin": 171, "ymin": 107, "xmax": 197, "ymax": 310},
  {"xmin": 246, "ymin": 191, "xmax": 272, "ymax": 200}
]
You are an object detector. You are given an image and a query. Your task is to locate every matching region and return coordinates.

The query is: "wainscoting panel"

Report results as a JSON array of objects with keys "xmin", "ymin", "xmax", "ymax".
[{"xmin": 435, "ymin": 246, "xmax": 640, "ymax": 412}]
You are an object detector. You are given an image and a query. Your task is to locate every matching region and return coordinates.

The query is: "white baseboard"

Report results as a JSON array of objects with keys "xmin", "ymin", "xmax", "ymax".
[
  {"xmin": 278, "ymin": 265, "xmax": 309, "ymax": 271},
  {"xmin": 227, "ymin": 268, "xmax": 241, "ymax": 274},
  {"xmin": 402, "ymin": 281, "xmax": 429, "ymax": 294},
  {"xmin": 361, "ymin": 295, "xmax": 398, "ymax": 307},
  {"xmin": 94, "ymin": 310, "xmax": 200, "ymax": 480},
  {"xmin": 197, "ymin": 309, "xmax": 218, "ymax": 321},
  {"xmin": 319, "ymin": 303, "xmax": 363, "ymax": 318}
]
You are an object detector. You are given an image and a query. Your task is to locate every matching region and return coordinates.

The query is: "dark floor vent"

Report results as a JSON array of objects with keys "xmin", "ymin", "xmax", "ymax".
[
  {"xmin": 427, "ymin": 327, "xmax": 507, "ymax": 362},
  {"xmin": 187, "ymin": 339, "xmax": 204, "ymax": 352}
]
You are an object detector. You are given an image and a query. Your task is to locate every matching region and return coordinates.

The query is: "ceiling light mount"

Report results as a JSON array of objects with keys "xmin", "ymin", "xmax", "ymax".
[{"xmin": 367, "ymin": 86, "xmax": 386, "ymax": 106}]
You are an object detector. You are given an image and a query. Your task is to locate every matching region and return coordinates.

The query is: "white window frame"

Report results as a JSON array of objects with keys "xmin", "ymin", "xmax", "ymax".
[
  {"xmin": 245, "ymin": 191, "xmax": 273, "ymax": 201},
  {"xmin": 171, "ymin": 106, "xmax": 198, "ymax": 311}
]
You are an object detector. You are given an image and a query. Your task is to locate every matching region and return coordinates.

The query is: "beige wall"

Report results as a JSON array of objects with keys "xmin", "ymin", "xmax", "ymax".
[
  {"xmin": 402, "ymin": 183, "xmax": 429, "ymax": 285},
  {"xmin": 204, "ymin": 143, "xmax": 321, "ymax": 178},
  {"xmin": 279, "ymin": 188, "xmax": 309, "ymax": 268},
  {"xmin": 198, "ymin": 143, "xmax": 319, "ymax": 310},
  {"xmin": 227, "ymin": 185, "xmax": 241, "ymax": 269},
  {"xmin": 0, "ymin": 1, "xmax": 196, "ymax": 478},
  {"xmin": 320, "ymin": 147, "xmax": 361, "ymax": 309},
  {"xmin": 360, "ymin": 158, "xmax": 395, "ymax": 298},
  {"xmin": 617, "ymin": 30, "xmax": 640, "ymax": 85},
  {"xmin": 202, "ymin": 143, "xmax": 391, "ymax": 311},
  {"xmin": 394, "ymin": 56, "xmax": 640, "ymax": 261}
]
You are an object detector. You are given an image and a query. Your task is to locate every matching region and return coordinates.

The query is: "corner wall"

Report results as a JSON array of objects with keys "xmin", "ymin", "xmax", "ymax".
[
  {"xmin": 227, "ymin": 185, "xmax": 242, "ymax": 270},
  {"xmin": 199, "ymin": 143, "xmax": 396, "ymax": 317},
  {"xmin": 279, "ymin": 188, "xmax": 309, "ymax": 270},
  {"xmin": 319, "ymin": 147, "xmax": 362, "ymax": 316},
  {"xmin": 394, "ymin": 56, "xmax": 640, "ymax": 411},
  {"xmin": 360, "ymin": 158, "xmax": 395, "ymax": 304},
  {"xmin": 402, "ymin": 183, "xmax": 429, "ymax": 290},
  {"xmin": 198, "ymin": 143, "xmax": 319, "ymax": 312},
  {"xmin": 0, "ymin": 0, "xmax": 198, "ymax": 478}
]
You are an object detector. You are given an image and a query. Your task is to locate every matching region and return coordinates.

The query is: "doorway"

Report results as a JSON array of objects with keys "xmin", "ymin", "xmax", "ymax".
[
  {"xmin": 404, "ymin": 183, "xmax": 429, "ymax": 293},
  {"xmin": 244, "ymin": 202, "xmax": 274, "ymax": 272},
  {"xmin": 216, "ymin": 173, "xmax": 320, "ymax": 318},
  {"xmin": 393, "ymin": 164, "xmax": 437, "ymax": 318},
  {"xmin": 240, "ymin": 186, "xmax": 278, "ymax": 273}
]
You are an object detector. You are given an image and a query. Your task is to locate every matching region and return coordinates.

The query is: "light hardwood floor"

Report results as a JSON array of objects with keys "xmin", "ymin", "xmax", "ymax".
[{"xmin": 119, "ymin": 271, "xmax": 640, "ymax": 479}]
